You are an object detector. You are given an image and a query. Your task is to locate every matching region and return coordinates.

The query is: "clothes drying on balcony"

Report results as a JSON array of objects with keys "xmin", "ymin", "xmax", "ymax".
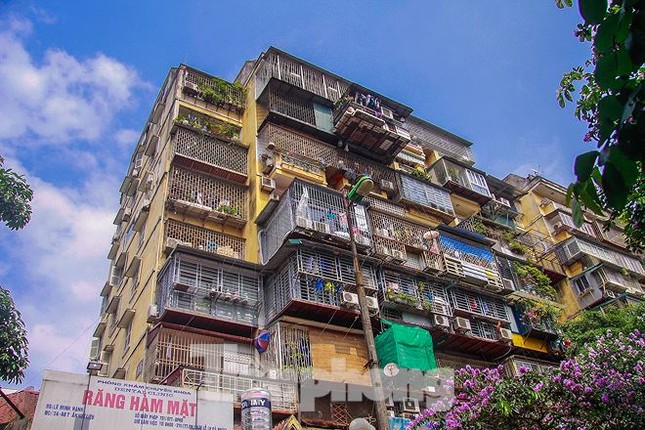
[{"xmin": 439, "ymin": 235, "xmax": 494, "ymax": 266}]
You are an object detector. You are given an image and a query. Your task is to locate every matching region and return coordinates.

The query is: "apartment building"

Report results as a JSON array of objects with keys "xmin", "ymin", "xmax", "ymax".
[{"xmin": 90, "ymin": 47, "xmax": 643, "ymax": 426}]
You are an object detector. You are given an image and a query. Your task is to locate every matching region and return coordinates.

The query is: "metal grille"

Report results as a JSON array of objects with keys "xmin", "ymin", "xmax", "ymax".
[
  {"xmin": 429, "ymin": 158, "xmax": 490, "ymax": 197},
  {"xmin": 168, "ymin": 166, "xmax": 248, "ymax": 220},
  {"xmin": 399, "ymin": 174, "xmax": 454, "ymax": 216},
  {"xmin": 449, "ymin": 288, "xmax": 509, "ymax": 322},
  {"xmin": 406, "ymin": 116, "xmax": 475, "ymax": 163},
  {"xmin": 327, "ymin": 150, "xmax": 397, "ymax": 189},
  {"xmin": 370, "ymin": 211, "xmax": 431, "ymax": 250},
  {"xmin": 470, "ymin": 319, "xmax": 500, "ymax": 341},
  {"xmin": 183, "ymin": 68, "xmax": 245, "ymax": 111},
  {"xmin": 364, "ymin": 197, "xmax": 406, "ymax": 217},
  {"xmin": 382, "ymin": 271, "xmax": 418, "ymax": 297},
  {"xmin": 268, "ymin": 87, "xmax": 316, "ymax": 125},
  {"xmin": 165, "ymin": 219, "xmax": 245, "ymax": 259},
  {"xmin": 439, "ymin": 234, "xmax": 495, "ymax": 270},
  {"xmin": 173, "ymin": 126, "xmax": 248, "ymax": 175},
  {"xmin": 257, "ymin": 123, "xmax": 336, "ymax": 163},
  {"xmin": 297, "ymin": 249, "xmax": 378, "ymax": 290},
  {"xmin": 259, "ymin": 322, "xmax": 313, "ymax": 381}
]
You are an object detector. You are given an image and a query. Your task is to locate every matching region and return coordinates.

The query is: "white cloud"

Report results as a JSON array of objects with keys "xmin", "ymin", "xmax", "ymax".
[
  {"xmin": 0, "ymin": 17, "xmax": 144, "ymax": 143},
  {"xmin": 114, "ymin": 128, "xmax": 141, "ymax": 150}
]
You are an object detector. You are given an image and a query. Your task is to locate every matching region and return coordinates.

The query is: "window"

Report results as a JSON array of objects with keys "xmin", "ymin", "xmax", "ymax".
[
  {"xmin": 574, "ymin": 276, "xmax": 590, "ymax": 294},
  {"xmin": 110, "ymin": 265, "xmax": 123, "ymax": 287},
  {"xmin": 138, "ymin": 222, "xmax": 146, "ymax": 249},
  {"xmin": 465, "ymin": 169, "xmax": 490, "ymax": 196},
  {"xmin": 124, "ymin": 320, "xmax": 132, "ymax": 351},
  {"xmin": 130, "ymin": 267, "xmax": 139, "ymax": 300}
]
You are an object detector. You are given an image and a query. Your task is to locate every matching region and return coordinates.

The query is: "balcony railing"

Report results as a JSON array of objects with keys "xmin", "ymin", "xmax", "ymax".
[
  {"xmin": 495, "ymin": 256, "xmax": 559, "ymax": 302},
  {"xmin": 427, "ymin": 158, "xmax": 491, "ymax": 204},
  {"xmin": 333, "ymin": 93, "xmax": 411, "ymax": 159},
  {"xmin": 397, "ymin": 174, "xmax": 455, "ymax": 221},
  {"xmin": 406, "ymin": 116, "xmax": 475, "ymax": 164},
  {"xmin": 259, "ymin": 180, "xmax": 372, "ymax": 263},
  {"xmin": 594, "ymin": 221, "xmax": 628, "ymax": 249},
  {"xmin": 503, "ymin": 356, "xmax": 556, "ymax": 377},
  {"xmin": 255, "ymin": 49, "xmax": 350, "ymax": 103},
  {"xmin": 380, "ymin": 270, "xmax": 452, "ymax": 316},
  {"xmin": 449, "ymin": 288, "xmax": 510, "ymax": 323},
  {"xmin": 258, "ymin": 322, "xmax": 314, "ymax": 381},
  {"xmin": 179, "ymin": 368, "xmax": 298, "ymax": 412},
  {"xmin": 167, "ymin": 166, "xmax": 248, "ymax": 228},
  {"xmin": 369, "ymin": 211, "xmax": 432, "ymax": 252},
  {"xmin": 591, "ymin": 265, "xmax": 643, "ymax": 295},
  {"xmin": 556, "ymin": 237, "xmax": 645, "ymax": 277},
  {"xmin": 434, "ymin": 233, "xmax": 503, "ymax": 291},
  {"xmin": 182, "ymin": 67, "xmax": 246, "ymax": 112},
  {"xmin": 165, "ymin": 219, "xmax": 245, "ymax": 260},
  {"xmin": 156, "ymin": 253, "xmax": 260, "ymax": 327},
  {"xmin": 172, "ymin": 124, "xmax": 248, "ymax": 183},
  {"xmin": 547, "ymin": 210, "xmax": 598, "ymax": 238}
]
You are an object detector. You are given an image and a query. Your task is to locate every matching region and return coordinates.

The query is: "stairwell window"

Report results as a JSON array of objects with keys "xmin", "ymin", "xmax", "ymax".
[{"xmin": 124, "ymin": 320, "xmax": 132, "ymax": 351}]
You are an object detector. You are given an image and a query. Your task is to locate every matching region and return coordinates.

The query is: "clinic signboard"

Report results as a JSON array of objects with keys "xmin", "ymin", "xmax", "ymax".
[{"xmin": 32, "ymin": 370, "xmax": 233, "ymax": 430}]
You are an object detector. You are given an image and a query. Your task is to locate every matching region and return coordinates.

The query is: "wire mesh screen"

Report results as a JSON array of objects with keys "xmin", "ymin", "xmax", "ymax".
[
  {"xmin": 183, "ymin": 68, "xmax": 245, "ymax": 111},
  {"xmin": 168, "ymin": 166, "xmax": 248, "ymax": 220},
  {"xmin": 165, "ymin": 219, "xmax": 245, "ymax": 260},
  {"xmin": 268, "ymin": 86, "xmax": 316, "ymax": 125},
  {"xmin": 172, "ymin": 126, "xmax": 248, "ymax": 175},
  {"xmin": 449, "ymin": 288, "xmax": 509, "ymax": 322},
  {"xmin": 257, "ymin": 123, "xmax": 335, "ymax": 165},
  {"xmin": 470, "ymin": 319, "xmax": 500, "ymax": 341}
]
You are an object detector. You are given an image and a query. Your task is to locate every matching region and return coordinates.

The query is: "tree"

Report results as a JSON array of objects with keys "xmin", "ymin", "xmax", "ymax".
[
  {"xmin": 555, "ymin": 0, "xmax": 644, "ymax": 252},
  {"xmin": 408, "ymin": 329, "xmax": 645, "ymax": 430},
  {"xmin": 0, "ymin": 286, "xmax": 29, "ymax": 384},
  {"xmin": 0, "ymin": 156, "xmax": 33, "ymax": 230},
  {"xmin": 560, "ymin": 301, "xmax": 645, "ymax": 355},
  {"xmin": 0, "ymin": 154, "xmax": 33, "ymax": 384}
]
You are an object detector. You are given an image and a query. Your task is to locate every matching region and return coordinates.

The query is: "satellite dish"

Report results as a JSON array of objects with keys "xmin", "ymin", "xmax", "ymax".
[{"xmin": 383, "ymin": 362, "xmax": 399, "ymax": 377}]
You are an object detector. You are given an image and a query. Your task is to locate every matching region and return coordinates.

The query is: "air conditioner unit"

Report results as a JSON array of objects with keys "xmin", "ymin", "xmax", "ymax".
[
  {"xmin": 261, "ymin": 176, "xmax": 275, "ymax": 192},
  {"xmin": 501, "ymin": 278, "xmax": 515, "ymax": 291},
  {"xmin": 380, "ymin": 107, "xmax": 394, "ymax": 120},
  {"xmin": 399, "ymin": 398, "xmax": 420, "ymax": 413},
  {"xmin": 296, "ymin": 216, "xmax": 313, "ymax": 230},
  {"xmin": 605, "ymin": 290, "xmax": 616, "ymax": 299},
  {"xmin": 380, "ymin": 179, "xmax": 395, "ymax": 192},
  {"xmin": 147, "ymin": 304, "xmax": 158, "ymax": 323},
  {"xmin": 365, "ymin": 296, "xmax": 379, "ymax": 311},
  {"xmin": 269, "ymin": 192, "xmax": 280, "ymax": 202},
  {"xmin": 313, "ymin": 221, "xmax": 331, "ymax": 234},
  {"xmin": 454, "ymin": 316, "xmax": 471, "ymax": 332},
  {"xmin": 184, "ymin": 81, "xmax": 199, "ymax": 92},
  {"xmin": 355, "ymin": 235, "xmax": 371, "ymax": 246},
  {"xmin": 342, "ymin": 292, "xmax": 359, "ymax": 307},
  {"xmin": 499, "ymin": 328, "xmax": 514, "ymax": 342},
  {"xmin": 390, "ymin": 249, "xmax": 406, "ymax": 262},
  {"xmin": 433, "ymin": 314, "xmax": 450, "ymax": 328}
]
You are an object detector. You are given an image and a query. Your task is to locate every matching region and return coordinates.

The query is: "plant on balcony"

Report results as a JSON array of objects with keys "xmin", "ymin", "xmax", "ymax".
[
  {"xmin": 197, "ymin": 78, "xmax": 247, "ymax": 108},
  {"xmin": 470, "ymin": 217, "xmax": 487, "ymax": 235},
  {"xmin": 386, "ymin": 288, "xmax": 417, "ymax": 306},
  {"xmin": 174, "ymin": 115, "xmax": 240, "ymax": 141},
  {"xmin": 515, "ymin": 298, "xmax": 561, "ymax": 330},
  {"xmin": 514, "ymin": 263, "xmax": 557, "ymax": 300},
  {"xmin": 216, "ymin": 204, "xmax": 240, "ymax": 217}
]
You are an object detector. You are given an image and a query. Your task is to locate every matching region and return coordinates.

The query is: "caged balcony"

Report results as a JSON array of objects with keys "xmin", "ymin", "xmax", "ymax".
[
  {"xmin": 263, "ymin": 249, "xmax": 379, "ymax": 325},
  {"xmin": 259, "ymin": 180, "xmax": 372, "ymax": 263},
  {"xmin": 427, "ymin": 158, "xmax": 491, "ymax": 204},
  {"xmin": 156, "ymin": 252, "xmax": 261, "ymax": 332},
  {"xmin": 333, "ymin": 86, "xmax": 412, "ymax": 160},
  {"xmin": 495, "ymin": 256, "xmax": 561, "ymax": 304},
  {"xmin": 406, "ymin": 116, "xmax": 475, "ymax": 165},
  {"xmin": 171, "ymin": 121, "xmax": 248, "ymax": 184},
  {"xmin": 181, "ymin": 66, "xmax": 246, "ymax": 113},
  {"xmin": 556, "ymin": 237, "xmax": 645, "ymax": 277},
  {"xmin": 167, "ymin": 166, "xmax": 248, "ymax": 228},
  {"xmin": 165, "ymin": 219, "xmax": 245, "ymax": 260},
  {"xmin": 369, "ymin": 210, "xmax": 437, "ymax": 266},
  {"xmin": 396, "ymin": 173, "xmax": 455, "ymax": 223}
]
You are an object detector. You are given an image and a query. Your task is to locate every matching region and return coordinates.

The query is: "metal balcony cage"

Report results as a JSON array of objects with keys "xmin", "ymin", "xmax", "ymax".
[
  {"xmin": 182, "ymin": 67, "xmax": 246, "ymax": 112},
  {"xmin": 428, "ymin": 158, "xmax": 491, "ymax": 202},
  {"xmin": 260, "ymin": 180, "xmax": 372, "ymax": 263},
  {"xmin": 438, "ymin": 234, "xmax": 501, "ymax": 286},
  {"xmin": 406, "ymin": 116, "xmax": 475, "ymax": 164},
  {"xmin": 174, "ymin": 107, "xmax": 242, "ymax": 142},
  {"xmin": 165, "ymin": 219, "xmax": 245, "ymax": 260},
  {"xmin": 398, "ymin": 174, "xmax": 455, "ymax": 218},
  {"xmin": 449, "ymin": 288, "xmax": 509, "ymax": 323},
  {"xmin": 172, "ymin": 125, "xmax": 248, "ymax": 183},
  {"xmin": 370, "ymin": 211, "xmax": 433, "ymax": 251},
  {"xmin": 259, "ymin": 322, "xmax": 314, "ymax": 381},
  {"xmin": 556, "ymin": 237, "xmax": 644, "ymax": 276},
  {"xmin": 167, "ymin": 166, "xmax": 248, "ymax": 225}
]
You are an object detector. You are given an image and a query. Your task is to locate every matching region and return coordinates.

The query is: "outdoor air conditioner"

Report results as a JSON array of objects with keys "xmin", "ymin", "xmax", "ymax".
[
  {"xmin": 296, "ymin": 216, "xmax": 313, "ymax": 230},
  {"xmin": 499, "ymin": 328, "xmax": 514, "ymax": 342},
  {"xmin": 365, "ymin": 296, "xmax": 379, "ymax": 311},
  {"xmin": 433, "ymin": 314, "xmax": 450, "ymax": 328},
  {"xmin": 313, "ymin": 221, "xmax": 331, "ymax": 234},
  {"xmin": 454, "ymin": 316, "xmax": 471, "ymax": 332},
  {"xmin": 380, "ymin": 179, "xmax": 395, "ymax": 192},
  {"xmin": 261, "ymin": 176, "xmax": 276, "ymax": 192},
  {"xmin": 605, "ymin": 290, "xmax": 616, "ymax": 299},
  {"xmin": 342, "ymin": 292, "xmax": 359, "ymax": 307},
  {"xmin": 501, "ymin": 278, "xmax": 515, "ymax": 291},
  {"xmin": 146, "ymin": 304, "xmax": 158, "ymax": 323},
  {"xmin": 380, "ymin": 106, "xmax": 394, "ymax": 120},
  {"xmin": 390, "ymin": 249, "xmax": 406, "ymax": 263},
  {"xmin": 184, "ymin": 81, "xmax": 199, "ymax": 92}
]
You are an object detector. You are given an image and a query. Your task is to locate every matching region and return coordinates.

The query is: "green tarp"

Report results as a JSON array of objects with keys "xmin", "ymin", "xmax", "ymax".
[{"xmin": 375, "ymin": 320, "xmax": 437, "ymax": 371}]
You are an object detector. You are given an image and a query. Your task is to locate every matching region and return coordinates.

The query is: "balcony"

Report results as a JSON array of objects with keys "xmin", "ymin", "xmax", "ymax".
[
  {"xmin": 165, "ymin": 219, "xmax": 245, "ymax": 260},
  {"xmin": 592, "ymin": 265, "xmax": 643, "ymax": 295},
  {"xmin": 555, "ymin": 237, "xmax": 645, "ymax": 277},
  {"xmin": 495, "ymin": 256, "xmax": 560, "ymax": 303},
  {"xmin": 380, "ymin": 271, "xmax": 453, "ymax": 319},
  {"xmin": 167, "ymin": 166, "xmax": 248, "ymax": 229},
  {"xmin": 449, "ymin": 288, "xmax": 510, "ymax": 323},
  {"xmin": 325, "ymin": 146, "xmax": 399, "ymax": 197},
  {"xmin": 369, "ymin": 210, "xmax": 434, "ymax": 266},
  {"xmin": 594, "ymin": 221, "xmax": 628, "ymax": 249},
  {"xmin": 503, "ymin": 356, "xmax": 557, "ymax": 377},
  {"xmin": 427, "ymin": 158, "xmax": 491, "ymax": 204},
  {"xmin": 259, "ymin": 180, "xmax": 372, "ymax": 263},
  {"xmin": 181, "ymin": 66, "xmax": 246, "ymax": 113},
  {"xmin": 546, "ymin": 209, "xmax": 598, "ymax": 239},
  {"xmin": 175, "ymin": 368, "xmax": 297, "ymax": 412},
  {"xmin": 396, "ymin": 173, "xmax": 455, "ymax": 223},
  {"xmin": 255, "ymin": 48, "xmax": 350, "ymax": 103},
  {"xmin": 171, "ymin": 122, "xmax": 248, "ymax": 184},
  {"xmin": 263, "ymin": 249, "xmax": 379, "ymax": 326},
  {"xmin": 156, "ymin": 252, "xmax": 260, "ymax": 333},
  {"xmin": 431, "ymin": 230, "xmax": 503, "ymax": 291},
  {"xmin": 406, "ymin": 116, "xmax": 475, "ymax": 165},
  {"xmin": 333, "ymin": 88, "xmax": 412, "ymax": 160}
]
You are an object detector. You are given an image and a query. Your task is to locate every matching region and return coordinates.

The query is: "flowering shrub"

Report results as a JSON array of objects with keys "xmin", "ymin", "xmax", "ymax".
[{"xmin": 408, "ymin": 329, "xmax": 644, "ymax": 430}]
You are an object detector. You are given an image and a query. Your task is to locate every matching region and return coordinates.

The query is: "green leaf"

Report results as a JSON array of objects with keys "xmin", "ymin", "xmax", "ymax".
[
  {"xmin": 595, "ymin": 53, "xmax": 617, "ymax": 89},
  {"xmin": 580, "ymin": 180, "xmax": 605, "ymax": 215},
  {"xmin": 595, "ymin": 12, "xmax": 619, "ymax": 52},
  {"xmin": 571, "ymin": 197, "xmax": 584, "ymax": 227},
  {"xmin": 579, "ymin": 0, "xmax": 607, "ymax": 24},
  {"xmin": 608, "ymin": 146, "xmax": 639, "ymax": 187},
  {"xmin": 566, "ymin": 183, "xmax": 575, "ymax": 205},
  {"xmin": 615, "ymin": 47, "xmax": 634, "ymax": 75},
  {"xmin": 602, "ymin": 163, "xmax": 629, "ymax": 210},
  {"xmin": 574, "ymin": 151, "xmax": 599, "ymax": 182}
]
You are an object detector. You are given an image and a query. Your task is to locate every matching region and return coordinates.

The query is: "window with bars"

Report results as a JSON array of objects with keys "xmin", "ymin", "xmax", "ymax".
[
  {"xmin": 165, "ymin": 219, "xmax": 245, "ymax": 260},
  {"xmin": 449, "ymin": 288, "xmax": 509, "ymax": 322},
  {"xmin": 399, "ymin": 174, "xmax": 454, "ymax": 215}
]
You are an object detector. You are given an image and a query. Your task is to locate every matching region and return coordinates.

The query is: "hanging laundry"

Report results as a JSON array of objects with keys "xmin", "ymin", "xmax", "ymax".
[
  {"xmin": 253, "ymin": 330, "xmax": 271, "ymax": 353},
  {"xmin": 315, "ymin": 279, "xmax": 324, "ymax": 292}
]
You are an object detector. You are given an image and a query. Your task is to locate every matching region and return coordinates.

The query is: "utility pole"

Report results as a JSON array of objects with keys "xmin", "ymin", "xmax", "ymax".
[{"xmin": 344, "ymin": 176, "xmax": 389, "ymax": 430}]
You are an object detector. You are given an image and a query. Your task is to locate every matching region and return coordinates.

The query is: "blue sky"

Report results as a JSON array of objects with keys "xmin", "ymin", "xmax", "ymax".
[{"xmin": 0, "ymin": 1, "xmax": 589, "ymax": 388}]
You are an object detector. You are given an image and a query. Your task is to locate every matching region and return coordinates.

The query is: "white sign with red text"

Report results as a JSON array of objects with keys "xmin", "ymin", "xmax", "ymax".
[{"xmin": 32, "ymin": 370, "xmax": 233, "ymax": 430}]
